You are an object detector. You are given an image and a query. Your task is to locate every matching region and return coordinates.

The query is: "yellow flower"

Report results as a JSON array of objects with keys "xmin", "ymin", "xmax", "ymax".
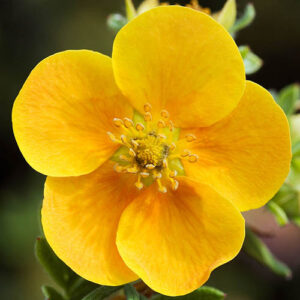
[{"xmin": 12, "ymin": 6, "xmax": 291, "ymax": 296}]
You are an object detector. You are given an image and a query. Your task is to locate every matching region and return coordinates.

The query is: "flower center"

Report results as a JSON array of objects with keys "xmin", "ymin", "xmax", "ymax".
[
  {"xmin": 107, "ymin": 103, "xmax": 198, "ymax": 193},
  {"xmin": 135, "ymin": 134, "xmax": 169, "ymax": 168}
]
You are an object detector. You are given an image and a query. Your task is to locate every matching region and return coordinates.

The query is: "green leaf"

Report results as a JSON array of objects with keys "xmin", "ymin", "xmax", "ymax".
[
  {"xmin": 290, "ymin": 114, "xmax": 300, "ymax": 143},
  {"xmin": 153, "ymin": 286, "xmax": 225, "ymax": 300},
  {"xmin": 82, "ymin": 286, "xmax": 122, "ymax": 300},
  {"xmin": 35, "ymin": 237, "xmax": 78, "ymax": 291},
  {"xmin": 243, "ymin": 228, "xmax": 292, "ymax": 278},
  {"xmin": 41, "ymin": 285, "xmax": 65, "ymax": 300},
  {"xmin": 292, "ymin": 216, "xmax": 300, "ymax": 227},
  {"xmin": 230, "ymin": 3, "xmax": 255, "ymax": 34},
  {"xmin": 68, "ymin": 278, "xmax": 99, "ymax": 300},
  {"xmin": 124, "ymin": 285, "xmax": 139, "ymax": 300},
  {"xmin": 276, "ymin": 84, "xmax": 300, "ymax": 116},
  {"xmin": 217, "ymin": 0, "xmax": 237, "ymax": 30},
  {"xmin": 267, "ymin": 200, "xmax": 289, "ymax": 226},
  {"xmin": 125, "ymin": 0, "xmax": 137, "ymax": 21},
  {"xmin": 292, "ymin": 140, "xmax": 300, "ymax": 157},
  {"xmin": 124, "ymin": 284, "xmax": 147, "ymax": 300},
  {"xmin": 272, "ymin": 184, "xmax": 299, "ymax": 218},
  {"xmin": 107, "ymin": 14, "xmax": 127, "ymax": 32},
  {"xmin": 239, "ymin": 46, "xmax": 263, "ymax": 75}
]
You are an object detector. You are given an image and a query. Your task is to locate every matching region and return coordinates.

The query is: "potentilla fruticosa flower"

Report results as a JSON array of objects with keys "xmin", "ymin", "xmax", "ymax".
[{"xmin": 12, "ymin": 6, "xmax": 291, "ymax": 296}]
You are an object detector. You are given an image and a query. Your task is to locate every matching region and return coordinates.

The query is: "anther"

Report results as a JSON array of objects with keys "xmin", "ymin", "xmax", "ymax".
[
  {"xmin": 170, "ymin": 142, "xmax": 176, "ymax": 151},
  {"xmin": 135, "ymin": 174, "xmax": 143, "ymax": 190},
  {"xmin": 135, "ymin": 181, "xmax": 144, "ymax": 190},
  {"xmin": 188, "ymin": 154, "xmax": 199, "ymax": 163},
  {"xmin": 161, "ymin": 109, "xmax": 169, "ymax": 119},
  {"xmin": 113, "ymin": 118, "xmax": 124, "ymax": 127},
  {"xmin": 136, "ymin": 122, "xmax": 145, "ymax": 131},
  {"xmin": 185, "ymin": 134, "xmax": 197, "ymax": 142},
  {"xmin": 114, "ymin": 164, "xmax": 126, "ymax": 173},
  {"xmin": 128, "ymin": 148, "xmax": 136, "ymax": 157},
  {"xmin": 144, "ymin": 103, "xmax": 152, "ymax": 112},
  {"xmin": 120, "ymin": 134, "xmax": 127, "ymax": 144},
  {"xmin": 157, "ymin": 119, "xmax": 166, "ymax": 128},
  {"xmin": 171, "ymin": 180, "xmax": 179, "ymax": 191},
  {"xmin": 119, "ymin": 154, "xmax": 131, "ymax": 161},
  {"xmin": 140, "ymin": 172, "xmax": 150, "ymax": 178},
  {"xmin": 131, "ymin": 139, "xmax": 139, "ymax": 149},
  {"xmin": 153, "ymin": 171, "xmax": 162, "ymax": 179},
  {"xmin": 123, "ymin": 118, "xmax": 134, "ymax": 128},
  {"xmin": 144, "ymin": 112, "xmax": 152, "ymax": 122},
  {"xmin": 163, "ymin": 159, "xmax": 168, "ymax": 168},
  {"xmin": 157, "ymin": 134, "xmax": 167, "ymax": 140},
  {"xmin": 168, "ymin": 120, "xmax": 174, "ymax": 131},
  {"xmin": 157, "ymin": 179, "xmax": 167, "ymax": 193},
  {"xmin": 169, "ymin": 170, "xmax": 177, "ymax": 178},
  {"xmin": 107, "ymin": 131, "xmax": 118, "ymax": 143},
  {"xmin": 146, "ymin": 164, "xmax": 155, "ymax": 170},
  {"xmin": 181, "ymin": 149, "xmax": 191, "ymax": 157},
  {"xmin": 127, "ymin": 166, "xmax": 139, "ymax": 174}
]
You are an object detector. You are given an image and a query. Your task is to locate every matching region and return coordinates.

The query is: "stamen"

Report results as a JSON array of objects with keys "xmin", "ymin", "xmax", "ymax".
[
  {"xmin": 163, "ymin": 159, "xmax": 168, "ymax": 168},
  {"xmin": 128, "ymin": 148, "xmax": 136, "ymax": 157},
  {"xmin": 131, "ymin": 139, "xmax": 139, "ymax": 149},
  {"xmin": 144, "ymin": 103, "xmax": 152, "ymax": 112},
  {"xmin": 157, "ymin": 179, "xmax": 167, "ymax": 193},
  {"xmin": 157, "ymin": 133, "xmax": 167, "ymax": 140},
  {"xmin": 107, "ymin": 131, "xmax": 120, "ymax": 143},
  {"xmin": 114, "ymin": 164, "xmax": 126, "ymax": 173},
  {"xmin": 185, "ymin": 134, "xmax": 197, "ymax": 142},
  {"xmin": 140, "ymin": 172, "xmax": 150, "ymax": 178},
  {"xmin": 170, "ymin": 142, "xmax": 176, "ymax": 151},
  {"xmin": 168, "ymin": 120, "xmax": 174, "ymax": 131},
  {"xmin": 188, "ymin": 154, "xmax": 199, "ymax": 163},
  {"xmin": 157, "ymin": 119, "xmax": 166, "ymax": 128},
  {"xmin": 161, "ymin": 109, "xmax": 169, "ymax": 119},
  {"xmin": 181, "ymin": 149, "xmax": 191, "ymax": 157},
  {"xmin": 123, "ymin": 117, "xmax": 134, "ymax": 128},
  {"xmin": 119, "ymin": 154, "xmax": 131, "ymax": 162},
  {"xmin": 113, "ymin": 118, "xmax": 124, "ymax": 127},
  {"xmin": 171, "ymin": 179, "xmax": 179, "ymax": 191},
  {"xmin": 153, "ymin": 171, "xmax": 162, "ymax": 179},
  {"xmin": 127, "ymin": 165, "xmax": 139, "ymax": 173},
  {"xmin": 135, "ymin": 174, "xmax": 144, "ymax": 190},
  {"xmin": 120, "ymin": 134, "xmax": 128, "ymax": 144},
  {"xmin": 169, "ymin": 170, "xmax": 177, "ymax": 178},
  {"xmin": 146, "ymin": 164, "xmax": 155, "ymax": 170},
  {"xmin": 144, "ymin": 112, "xmax": 152, "ymax": 122},
  {"xmin": 136, "ymin": 123, "xmax": 145, "ymax": 131}
]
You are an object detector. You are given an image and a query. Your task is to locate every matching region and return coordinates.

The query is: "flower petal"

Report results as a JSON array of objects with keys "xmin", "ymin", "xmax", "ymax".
[
  {"xmin": 116, "ymin": 178, "xmax": 245, "ymax": 296},
  {"xmin": 112, "ymin": 6, "xmax": 245, "ymax": 128},
  {"xmin": 12, "ymin": 50, "xmax": 132, "ymax": 177},
  {"xmin": 183, "ymin": 81, "xmax": 291, "ymax": 211},
  {"xmin": 41, "ymin": 161, "xmax": 138, "ymax": 285}
]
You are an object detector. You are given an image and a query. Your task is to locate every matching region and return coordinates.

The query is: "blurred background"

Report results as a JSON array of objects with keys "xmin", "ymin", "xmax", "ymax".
[{"xmin": 0, "ymin": 0, "xmax": 299, "ymax": 299}]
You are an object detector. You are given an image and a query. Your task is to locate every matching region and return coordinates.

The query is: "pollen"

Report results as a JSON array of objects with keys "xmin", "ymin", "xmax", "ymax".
[{"xmin": 108, "ymin": 104, "xmax": 198, "ymax": 193}]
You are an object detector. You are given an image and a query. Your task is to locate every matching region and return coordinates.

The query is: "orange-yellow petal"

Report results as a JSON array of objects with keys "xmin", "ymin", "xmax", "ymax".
[
  {"xmin": 183, "ymin": 81, "xmax": 291, "ymax": 211},
  {"xmin": 116, "ymin": 178, "xmax": 245, "ymax": 296},
  {"xmin": 12, "ymin": 50, "xmax": 132, "ymax": 177},
  {"xmin": 41, "ymin": 161, "xmax": 138, "ymax": 285},
  {"xmin": 112, "ymin": 6, "xmax": 245, "ymax": 128}
]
